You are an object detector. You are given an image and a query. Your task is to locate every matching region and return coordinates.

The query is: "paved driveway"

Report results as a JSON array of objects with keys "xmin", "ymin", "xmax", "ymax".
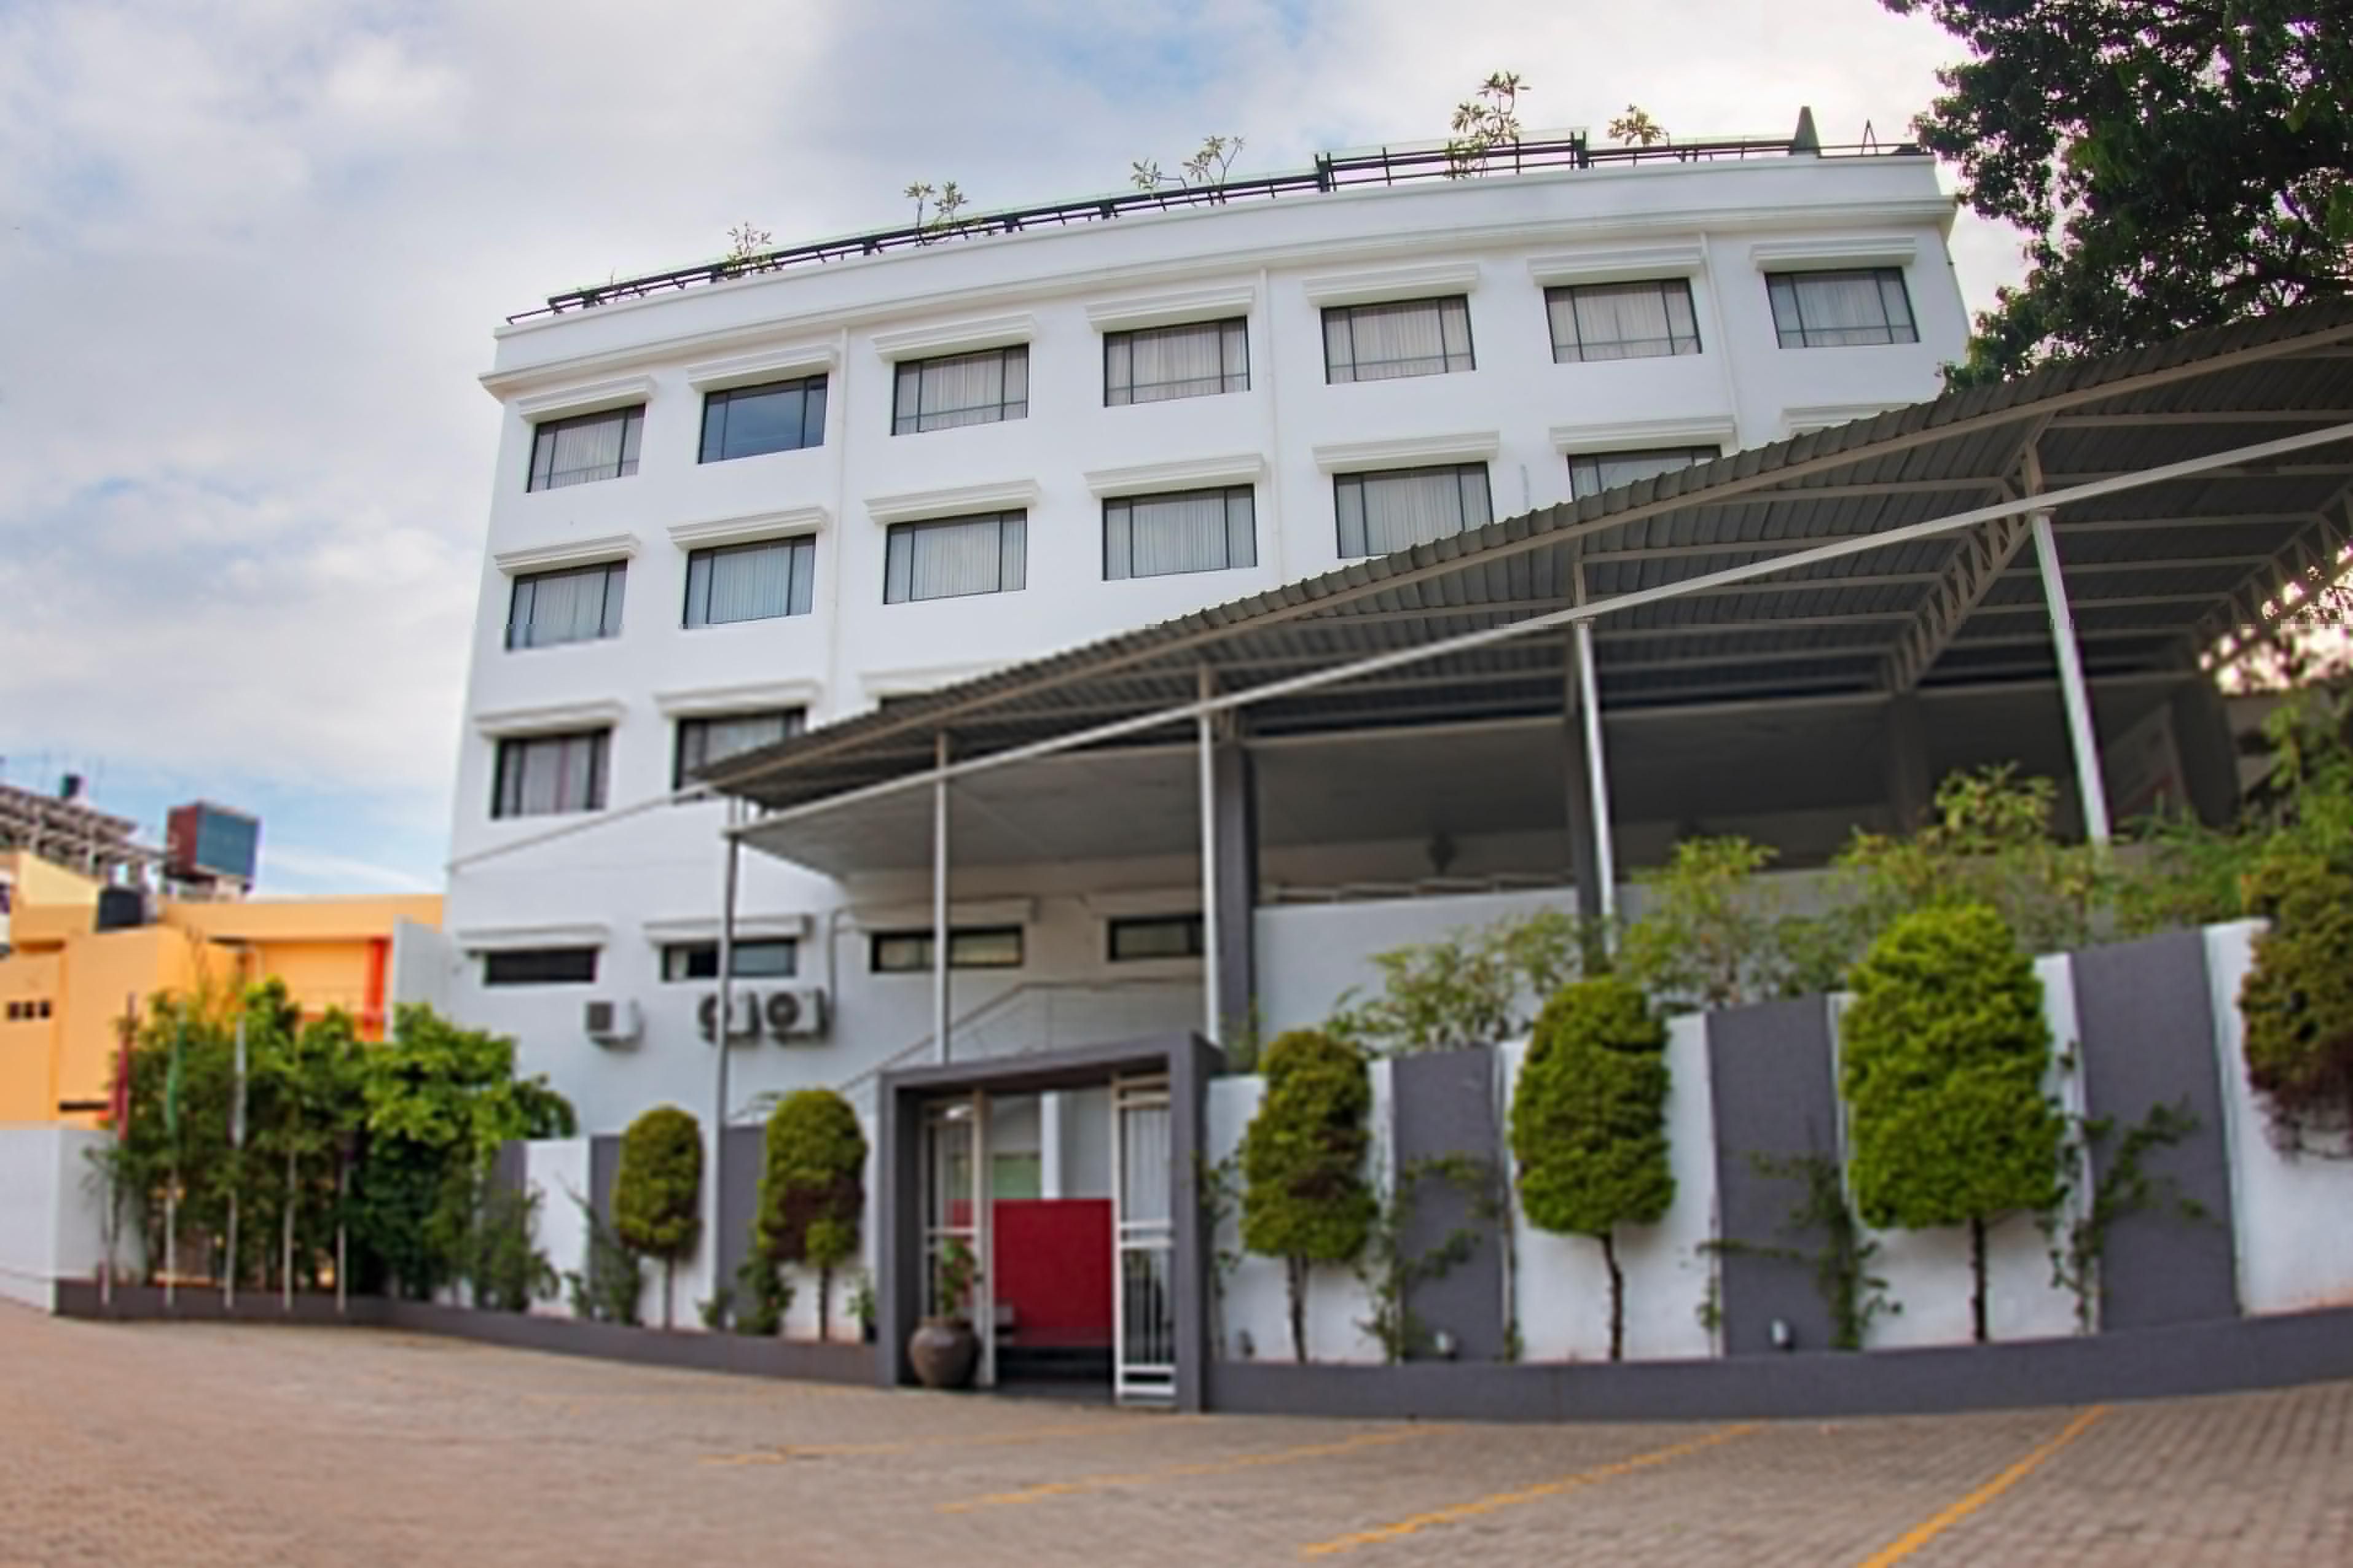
[{"xmin": 2, "ymin": 1305, "xmax": 2345, "ymax": 1565}]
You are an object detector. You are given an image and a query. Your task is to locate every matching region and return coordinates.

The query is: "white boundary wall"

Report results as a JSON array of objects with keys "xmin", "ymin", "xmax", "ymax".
[{"xmin": 0, "ymin": 1126, "xmax": 120, "ymax": 1309}]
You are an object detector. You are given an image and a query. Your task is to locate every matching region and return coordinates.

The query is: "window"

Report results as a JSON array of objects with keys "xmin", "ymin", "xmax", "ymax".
[
  {"xmin": 683, "ymin": 537, "xmax": 816, "ymax": 628},
  {"xmin": 507, "ymin": 562, "xmax": 626, "ymax": 650},
  {"xmin": 884, "ymin": 512, "xmax": 1026, "ymax": 603},
  {"xmin": 482, "ymin": 946, "xmax": 600, "ymax": 986},
  {"xmin": 1547, "ymin": 279, "xmax": 1701, "ymax": 363},
  {"xmin": 1334, "ymin": 464, "xmax": 1493, "ymax": 558},
  {"xmin": 528, "ymin": 405, "xmax": 643, "ymax": 491},
  {"xmin": 1322, "ymin": 297, "xmax": 1474, "ymax": 383},
  {"xmin": 1103, "ymin": 487, "xmax": 1256, "ymax": 580},
  {"xmin": 491, "ymin": 730, "xmax": 609, "ymax": 818},
  {"xmin": 660, "ymin": 938, "xmax": 799, "ymax": 981},
  {"xmin": 1567, "ymin": 447, "xmax": 1721, "ymax": 501},
  {"xmin": 699, "ymin": 375, "xmax": 826, "ymax": 463},
  {"xmin": 893, "ymin": 346, "xmax": 1028, "ymax": 434},
  {"xmin": 1105, "ymin": 318, "xmax": 1249, "ymax": 406},
  {"xmin": 674, "ymin": 709, "xmax": 804, "ymax": 789},
  {"xmin": 1109, "ymin": 914, "xmax": 1204, "ymax": 962},
  {"xmin": 1766, "ymin": 268, "xmax": 1918, "ymax": 348},
  {"xmin": 870, "ymin": 926, "xmax": 1024, "ymax": 972}
]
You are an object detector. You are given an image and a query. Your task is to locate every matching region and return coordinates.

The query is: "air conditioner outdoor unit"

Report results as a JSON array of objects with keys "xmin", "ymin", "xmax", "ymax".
[
  {"xmin": 583, "ymin": 998, "xmax": 641, "ymax": 1047},
  {"xmin": 697, "ymin": 991, "xmax": 761, "ymax": 1045},
  {"xmin": 763, "ymin": 986, "xmax": 830, "ymax": 1041}
]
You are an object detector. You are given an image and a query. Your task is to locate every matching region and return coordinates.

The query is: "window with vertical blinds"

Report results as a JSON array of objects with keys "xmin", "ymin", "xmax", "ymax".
[
  {"xmin": 1333, "ymin": 464, "xmax": 1492, "ymax": 557},
  {"xmin": 883, "ymin": 512, "xmax": 1027, "ymax": 603},
  {"xmin": 892, "ymin": 346, "xmax": 1029, "ymax": 434},
  {"xmin": 673, "ymin": 709, "xmax": 804, "ymax": 789},
  {"xmin": 1102, "ymin": 486, "xmax": 1256, "ymax": 580},
  {"xmin": 1546, "ymin": 279, "xmax": 1702, "ymax": 362},
  {"xmin": 1104, "ymin": 318, "xmax": 1249, "ymax": 405},
  {"xmin": 683, "ymin": 537, "xmax": 816, "ymax": 628},
  {"xmin": 699, "ymin": 375, "xmax": 827, "ymax": 462},
  {"xmin": 1321, "ymin": 297, "xmax": 1475, "ymax": 383},
  {"xmin": 506, "ymin": 563, "xmax": 627, "ymax": 650},
  {"xmin": 1567, "ymin": 446, "xmax": 1720, "ymax": 500},
  {"xmin": 491, "ymin": 730, "xmax": 609, "ymax": 818},
  {"xmin": 528, "ymin": 405, "xmax": 643, "ymax": 490},
  {"xmin": 1766, "ymin": 268, "xmax": 1919, "ymax": 348}
]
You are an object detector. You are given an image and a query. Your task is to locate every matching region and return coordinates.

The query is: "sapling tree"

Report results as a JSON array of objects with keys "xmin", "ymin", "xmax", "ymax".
[
  {"xmin": 1508, "ymin": 977, "xmax": 1674, "ymax": 1360},
  {"xmin": 758, "ymin": 1088, "xmax": 869, "ymax": 1339},
  {"xmin": 1240, "ymin": 1030, "xmax": 1376, "ymax": 1362},
  {"xmin": 1840, "ymin": 903, "xmax": 2066, "ymax": 1342},
  {"xmin": 612, "ymin": 1105, "xmax": 702, "ymax": 1330}
]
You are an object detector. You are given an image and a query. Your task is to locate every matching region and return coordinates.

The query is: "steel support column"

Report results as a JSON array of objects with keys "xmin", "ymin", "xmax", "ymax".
[
  {"xmin": 932, "ymin": 733, "xmax": 950, "ymax": 1064},
  {"xmin": 1573, "ymin": 619, "xmax": 1619, "ymax": 931},
  {"xmin": 1561, "ymin": 628, "xmax": 1604, "ymax": 925},
  {"xmin": 710, "ymin": 802, "xmax": 742, "ymax": 1303},
  {"xmin": 2030, "ymin": 512, "xmax": 2113, "ymax": 845},
  {"xmin": 1197, "ymin": 669, "xmax": 1221, "ymax": 1045}
]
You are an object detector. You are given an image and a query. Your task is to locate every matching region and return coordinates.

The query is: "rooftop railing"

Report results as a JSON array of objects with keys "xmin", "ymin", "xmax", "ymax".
[{"xmin": 509, "ymin": 117, "xmax": 1925, "ymax": 323}]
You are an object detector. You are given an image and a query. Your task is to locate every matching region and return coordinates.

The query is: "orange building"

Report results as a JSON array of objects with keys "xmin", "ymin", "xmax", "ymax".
[{"xmin": 0, "ymin": 850, "xmax": 441, "ymax": 1127}]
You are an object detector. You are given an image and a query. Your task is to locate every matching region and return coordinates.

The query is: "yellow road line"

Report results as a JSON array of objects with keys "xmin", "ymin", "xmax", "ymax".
[
  {"xmin": 705, "ymin": 1417, "xmax": 1196, "ymax": 1466},
  {"xmin": 1298, "ymin": 1423, "xmax": 1758, "ymax": 1558},
  {"xmin": 939, "ymin": 1426, "xmax": 1445, "ymax": 1512},
  {"xmin": 1852, "ymin": 1405, "xmax": 2107, "ymax": 1567}
]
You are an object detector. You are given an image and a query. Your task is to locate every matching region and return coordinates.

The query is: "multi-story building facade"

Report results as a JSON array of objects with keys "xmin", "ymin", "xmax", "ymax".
[{"xmin": 433, "ymin": 125, "xmax": 1969, "ymax": 1136}]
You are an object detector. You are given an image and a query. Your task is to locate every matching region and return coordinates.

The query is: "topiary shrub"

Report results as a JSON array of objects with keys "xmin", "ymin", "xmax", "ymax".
[
  {"xmin": 1841, "ymin": 902, "xmax": 2065, "ymax": 1343},
  {"xmin": 757, "ymin": 1088, "xmax": 869, "ymax": 1340},
  {"xmin": 1508, "ymin": 975, "xmax": 1674, "ymax": 1360},
  {"xmin": 2238, "ymin": 854, "xmax": 2353, "ymax": 1154},
  {"xmin": 1239, "ymin": 1029, "xmax": 1376, "ymax": 1363},
  {"xmin": 613, "ymin": 1105, "xmax": 702, "ymax": 1330}
]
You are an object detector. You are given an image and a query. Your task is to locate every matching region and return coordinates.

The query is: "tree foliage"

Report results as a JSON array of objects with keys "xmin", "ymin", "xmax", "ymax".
[
  {"xmin": 1619, "ymin": 837, "xmax": 1799, "ymax": 1012},
  {"xmin": 1239, "ymin": 1029, "xmax": 1376, "ymax": 1362},
  {"xmin": 1331, "ymin": 908, "xmax": 1590, "ymax": 1054},
  {"xmin": 1446, "ymin": 71, "xmax": 1527, "ymax": 176},
  {"xmin": 613, "ymin": 1104, "xmax": 702, "ymax": 1329},
  {"xmin": 757, "ymin": 1088, "xmax": 869, "ymax": 1339},
  {"xmin": 1508, "ymin": 976, "xmax": 1674, "ymax": 1360},
  {"xmin": 1885, "ymin": 0, "xmax": 2352, "ymax": 384},
  {"xmin": 1840, "ymin": 903, "xmax": 2065, "ymax": 1341},
  {"xmin": 2238, "ymin": 854, "xmax": 2353, "ymax": 1154}
]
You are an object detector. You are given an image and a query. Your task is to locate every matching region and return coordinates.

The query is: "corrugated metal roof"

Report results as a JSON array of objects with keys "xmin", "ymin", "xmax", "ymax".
[{"xmin": 706, "ymin": 300, "xmax": 2353, "ymax": 812}]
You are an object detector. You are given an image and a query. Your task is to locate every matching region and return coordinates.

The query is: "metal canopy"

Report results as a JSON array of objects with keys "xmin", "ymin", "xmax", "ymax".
[{"xmin": 707, "ymin": 302, "xmax": 2353, "ymax": 828}]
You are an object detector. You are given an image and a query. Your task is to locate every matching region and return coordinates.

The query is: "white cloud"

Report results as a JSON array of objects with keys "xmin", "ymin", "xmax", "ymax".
[{"xmin": 0, "ymin": 0, "xmax": 2026, "ymax": 886}]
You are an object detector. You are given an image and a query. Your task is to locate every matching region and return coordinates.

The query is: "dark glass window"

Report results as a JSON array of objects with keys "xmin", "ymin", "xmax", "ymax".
[
  {"xmin": 507, "ymin": 562, "xmax": 626, "ymax": 650},
  {"xmin": 870, "ymin": 926, "xmax": 1025, "ymax": 972},
  {"xmin": 491, "ymin": 731, "xmax": 609, "ymax": 818},
  {"xmin": 482, "ymin": 947, "xmax": 600, "ymax": 986},
  {"xmin": 1546, "ymin": 279, "xmax": 1701, "ymax": 362},
  {"xmin": 883, "ymin": 512, "xmax": 1026, "ymax": 603},
  {"xmin": 699, "ymin": 375, "xmax": 828, "ymax": 462},
  {"xmin": 1103, "ymin": 487, "xmax": 1256, "ymax": 580},
  {"xmin": 1766, "ymin": 268, "xmax": 1919, "ymax": 348},
  {"xmin": 1567, "ymin": 447, "xmax": 1720, "ymax": 500},
  {"xmin": 1108, "ymin": 914, "xmax": 1204, "ymax": 962},
  {"xmin": 1322, "ymin": 297, "xmax": 1474, "ymax": 383},
  {"xmin": 527, "ymin": 405, "xmax": 643, "ymax": 491},
  {"xmin": 683, "ymin": 537, "xmax": 816, "ymax": 628},
  {"xmin": 660, "ymin": 938, "xmax": 799, "ymax": 981},
  {"xmin": 1104, "ymin": 318, "xmax": 1249, "ymax": 405},
  {"xmin": 673, "ymin": 709, "xmax": 804, "ymax": 789},
  {"xmin": 892, "ymin": 346, "xmax": 1028, "ymax": 434},
  {"xmin": 1334, "ymin": 464, "xmax": 1493, "ymax": 558}
]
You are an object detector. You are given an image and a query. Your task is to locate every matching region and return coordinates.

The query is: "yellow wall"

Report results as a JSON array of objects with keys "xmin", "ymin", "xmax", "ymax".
[{"xmin": 0, "ymin": 950, "xmax": 64, "ymax": 1124}]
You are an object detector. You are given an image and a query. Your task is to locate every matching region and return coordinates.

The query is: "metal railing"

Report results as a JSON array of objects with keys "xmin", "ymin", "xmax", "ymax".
[{"xmin": 511, "ymin": 131, "xmax": 1922, "ymax": 322}]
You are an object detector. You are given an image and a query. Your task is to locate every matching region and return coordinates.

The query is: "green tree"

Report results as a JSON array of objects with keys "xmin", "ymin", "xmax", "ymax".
[
  {"xmin": 1239, "ymin": 1030, "xmax": 1376, "ymax": 1362},
  {"xmin": 1885, "ymin": 0, "xmax": 2352, "ymax": 384},
  {"xmin": 1332, "ymin": 908, "xmax": 1589, "ymax": 1054},
  {"xmin": 1619, "ymin": 836, "xmax": 1793, "ymax": 1012},
  {"xmin": 2237, "ymin": 854, "xmax": 2353, "ymax": 1153},
  {"xmin": 1840, "ymin": 904, "xmax": 2067, "ymax": 1343},
  {"xmin": 1508, "ymin": 977, "xmax": 1674, "ymax": 1360},
  {"xmin": 757, "ymin": 1088, "xmax": 869, "ymax": 1340},
  {"xmin": 613, "ymin": 1105, "xmax": 703, "ymax": 1329}
]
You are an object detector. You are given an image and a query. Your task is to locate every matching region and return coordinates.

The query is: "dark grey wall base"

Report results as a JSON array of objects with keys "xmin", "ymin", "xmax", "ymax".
[
  {"xmin": 1205, "ymin": 1305, "xmax": 2353, "ymax": 1423},
  {"xmin": 51, "ymin": 1282, "xmax": 376, "ymax": 1324}
]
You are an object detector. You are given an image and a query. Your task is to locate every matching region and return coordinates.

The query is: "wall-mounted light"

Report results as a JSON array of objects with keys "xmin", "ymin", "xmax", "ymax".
[
  {"xmin": 1431, "ymin": 1328, "xmax": 1460, "ymax": 1360},
  {"xmin": 1770, "ymin": 1317, "xmax": 1795, "ymax": 1351}
]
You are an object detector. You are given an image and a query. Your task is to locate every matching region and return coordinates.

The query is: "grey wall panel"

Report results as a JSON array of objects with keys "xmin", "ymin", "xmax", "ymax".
[
  {"xmin": 588, "ymin": 1134, "xmax": 621, "ymax": 1231},
  {"xmin": 2072, "ymin": 932, "xmax": 2241, "ymax": 1328},
  {"xmin": 715, "ymin": 1124, "xmax": 766, "ymax": 1311},
  {"xmin": 1706, "ymin": 997, "xmax": 1842, "ymax": 1355},
  {"xmin": 1390, "ymin": 1047, "xmax": 1506, "ymax": 1362},
  {"xmin": 490, "ymin": 1140, "xmax": 527, "ymax": 1201}
]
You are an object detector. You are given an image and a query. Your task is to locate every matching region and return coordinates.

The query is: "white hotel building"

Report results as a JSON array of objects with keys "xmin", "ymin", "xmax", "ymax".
[{"xmin": 422, "ymin": 121, "xmax": 1977, "ymax": 1137}]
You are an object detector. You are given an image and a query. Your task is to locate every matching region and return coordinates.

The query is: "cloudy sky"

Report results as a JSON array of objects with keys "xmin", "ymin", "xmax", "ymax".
[{"xmin": 0, "ymin": 0, "xmax": 2027, "ymax": 895}]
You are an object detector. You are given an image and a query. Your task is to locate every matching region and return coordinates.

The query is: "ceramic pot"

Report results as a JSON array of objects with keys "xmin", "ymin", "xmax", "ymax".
[{"xmin": 907, "ymin": 1317, "xmax": 979, "ymax": 1389}]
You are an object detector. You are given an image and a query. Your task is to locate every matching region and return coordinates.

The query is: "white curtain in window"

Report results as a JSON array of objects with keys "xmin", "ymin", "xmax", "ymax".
[
  {"xmin": 688, "ymin": 712, "xmax": 794, "ymax": 770},
  {"xmin": 1337, "ymin": 466, "xmax": 1490, "ymax": 556},
  {"xmin": 688, "ymin": 538, "xmax": 813, "ymax": 626},
  {"xmin": 1570, "ymin": 447, "xmax": 1717, "ymax": 499},
  {"xmin": 502, "ymin": 732, "xmax": 605, "ymax": 816},
  {"xmin": 1551, "ymin": 281, "xmax": 1699, "ymax": 361},
  {"xmin": 1329, "ymin": 298, "xmax": 1472, "ymax": 381},
  {"xmin": 1116, "ymin": 321, "xmax": 1234, "ymax": 402},
  {"xmin": 544, "ymin": 415, "xmax": 627, "ymax": 488},
  {"xmin": 887, "ymin": 513, "xmax": 1024, "ymax": 601},
  {"xmin": 511, "ymin": 565, "xmax": 620, "ymax": 647},
  {"xmin": 1106, "ymin": 490, "xmax": 1253, "ymax": 579},
  {"xmin": 901, "ymin": 349, "xmax": 1027, "ymax": 431},
  {"xmin": 1773, "ymin": 271, "xmax": 1916, "ymax": 346}
]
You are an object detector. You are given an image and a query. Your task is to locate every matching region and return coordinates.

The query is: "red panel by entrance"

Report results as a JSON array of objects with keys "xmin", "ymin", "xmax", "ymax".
[{"xmin": 991, "ymin": 1199, "xmax": 1113, "ymax": 1348}]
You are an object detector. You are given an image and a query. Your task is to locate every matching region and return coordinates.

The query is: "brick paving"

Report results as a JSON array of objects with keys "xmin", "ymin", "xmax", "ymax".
[{"xmin": 1, "ymin": 1304, "xmax": 2346, "ymax": 1566}]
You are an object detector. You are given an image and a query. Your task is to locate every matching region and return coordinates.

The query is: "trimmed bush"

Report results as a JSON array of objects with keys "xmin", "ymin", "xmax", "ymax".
[
  {"xmin": 1239, "ymin": 1029, "xmax": 1376, "ymax": 1363},
  {"xmin": 1841, "ymin": 903, "xmax": 2064, "ymax": 1343},
  {"xmin": 1508, "ymin": 975, "xmax": 1674, "ymax": 1360},
  {"xmin": 2239, "ymin": 854, "xmax": 2353, "ymax": 1153},
  {"xmin": 758, "ymin": 1088, "xmax": 869, "ymax": 1340},
  {"xmin": 613, "ymin": 1105, "xmax": 702, "ymax": 1330}
]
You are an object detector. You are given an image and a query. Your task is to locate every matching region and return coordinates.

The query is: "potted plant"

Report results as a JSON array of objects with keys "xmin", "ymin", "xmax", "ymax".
[
  {"xmin": 906, "ymin": 1238, "xmax": 979, "ymax": 1389},
  {"xmin": 848, "ymin": 1270, "xmax": 878, "ymax": 1344}
]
